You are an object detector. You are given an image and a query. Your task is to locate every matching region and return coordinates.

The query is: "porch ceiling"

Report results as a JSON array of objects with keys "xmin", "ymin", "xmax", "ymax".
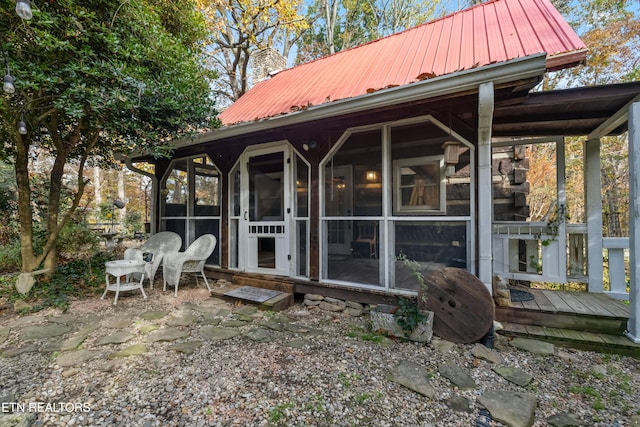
[{"xmin": 491, "ymin": 81, "xmax": 640, "ymax": 137}]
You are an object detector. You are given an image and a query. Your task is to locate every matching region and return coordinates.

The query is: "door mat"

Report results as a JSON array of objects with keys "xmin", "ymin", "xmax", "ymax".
[
  {"xmin": 509, "ymin": 288, "xmax": 535, "ymax": 302},
  {"xmin": 224, "ymin": 286, "xmax": 282, "ymax": 303}
]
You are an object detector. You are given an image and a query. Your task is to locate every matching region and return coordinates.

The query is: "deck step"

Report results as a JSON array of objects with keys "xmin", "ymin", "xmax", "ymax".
[
  {"xmin": 497, "ymin": 322, "xmax": 640, "ymax": 358},
  {"xmin": 494, "ymin": 289, "xmax": 629, "ymax": 335},
  {"xmin": 495, "ymin": 305, "xmax": 627, "ymax": 335},
  {"xmin": 210, "ymin": 284, "xmax": 293, "ymax": 311}
]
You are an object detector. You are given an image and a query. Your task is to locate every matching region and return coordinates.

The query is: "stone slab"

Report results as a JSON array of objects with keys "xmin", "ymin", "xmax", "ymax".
[
  {"xmin": 386, "ymin": 360, "xmax": 436, "ymax": 398},
  {"xmin": 224, "ymin": 286, "xmax": 282, "ymax": 303}
]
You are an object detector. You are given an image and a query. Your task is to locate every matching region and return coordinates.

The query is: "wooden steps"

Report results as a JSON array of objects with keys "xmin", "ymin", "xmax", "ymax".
[
  {"xmin": 498, "ymin": 322, "xmax": 640, "ymax": 358},
  {"xmin": 207, "ymin": 272, "xmax": 295, "ymax": 311},
  {"xmin": 495, "ymin": 288, "xmax": 638, "ymax": 356},
  {"xmin": 495, "ymin": 289, "xmax": 628, "ymax": 335},
  {"xmin": 210, "ymin": 283, "xmax": 294, "ymax": 311}
]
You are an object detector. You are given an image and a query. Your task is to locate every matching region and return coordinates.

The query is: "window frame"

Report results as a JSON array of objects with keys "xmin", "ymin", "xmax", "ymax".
[{"xmin": 392, "ymin": 155, "xmax": 446, "ymax": 214}]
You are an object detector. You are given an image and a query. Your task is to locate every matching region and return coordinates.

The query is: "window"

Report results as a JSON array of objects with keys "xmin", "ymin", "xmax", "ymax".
[{"xmin": 393, "ymin": 155, "xmax": 445, "ymax": 213}]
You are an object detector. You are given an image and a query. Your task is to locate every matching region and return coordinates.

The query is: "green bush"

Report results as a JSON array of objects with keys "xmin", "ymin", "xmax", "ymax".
[
  {"xmin": 1, "ymin": 251, "xmax": 114, "ymax": 312},
  {"xmin": 57, "ymin": 221, "xmax": 101, "ymax": 258},
  {"xmin": 0, "ymin": 240, "xmax": 21, "ymax": 274},
  {"xmin": 124, "ymin": 210, "xmax": 143, "ymax": 236}
]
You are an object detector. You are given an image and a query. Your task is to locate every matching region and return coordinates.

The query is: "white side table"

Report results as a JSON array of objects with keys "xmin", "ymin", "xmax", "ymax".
[{"xmin": 102, "ymin": 260, "xmax": 147, "ymax": 305}]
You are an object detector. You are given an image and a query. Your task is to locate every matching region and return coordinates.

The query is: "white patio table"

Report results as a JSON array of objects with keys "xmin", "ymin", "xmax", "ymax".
[{"xmin": 101, "ymin": 260, "xmax": 147, "ymax": 305}]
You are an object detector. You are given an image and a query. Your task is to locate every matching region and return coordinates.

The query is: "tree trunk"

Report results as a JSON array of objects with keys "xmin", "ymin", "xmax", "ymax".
[
  {"xmin": 94, "ymin": 167, "xmax": 102, "ymax": 207},
  {"xmin": 118, "ymin": 166, "xmax": 126, "ymax": 229},
  {"xmin": 14, "ymin": 132, "xmax": 38, "ymax": 273}
]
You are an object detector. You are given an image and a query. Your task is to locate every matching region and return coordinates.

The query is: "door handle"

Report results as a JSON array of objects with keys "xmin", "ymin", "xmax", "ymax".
[{"xmin": 244, "ymin": 211, "xmax": 248, "ymax": 220}]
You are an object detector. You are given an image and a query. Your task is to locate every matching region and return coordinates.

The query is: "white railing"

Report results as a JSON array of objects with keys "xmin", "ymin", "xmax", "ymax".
[
  {"xmin": 494, "ymin": 223, "xmax": 630, "ymax": 300},
  {"xmin": 603, "ymin": 237, "xmax": 630, "ymax": 300}
]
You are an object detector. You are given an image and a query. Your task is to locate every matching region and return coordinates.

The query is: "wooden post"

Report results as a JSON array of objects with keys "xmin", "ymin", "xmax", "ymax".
[
  {"xmin": 627, "ymin": 102, "xmax": 640, "ymax": 343},
  {"xmin": 477, "ymin": 82, "xmax": 494, "ymax": 292},
  {"xmin": 584, "ymin": 137, "xmax": 603, "ymax": 293}
]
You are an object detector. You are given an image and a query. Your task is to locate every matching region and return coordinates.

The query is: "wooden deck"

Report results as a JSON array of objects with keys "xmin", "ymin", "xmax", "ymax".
[{"xmin": 495, "ymin": 288, "xmax": 640, "ymax": 356}]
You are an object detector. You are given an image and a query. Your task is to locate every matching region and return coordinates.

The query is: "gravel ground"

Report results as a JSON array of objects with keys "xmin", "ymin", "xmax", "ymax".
[{"xmin": 1, "ymin": 288, "xmax": 639, "ymax": 427}]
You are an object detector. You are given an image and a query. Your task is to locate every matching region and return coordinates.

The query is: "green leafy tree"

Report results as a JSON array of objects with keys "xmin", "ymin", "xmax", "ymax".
[
  {"xmin": 197, "ymin": 0, "xmax": 308, "ymax": 104},
  {"xmin": 0, "ymin": 0, "xmax": 218, "ymax": 279},
  {"xmin": 534, "ymin": 0, "xmax": 638, "ymax": 238},
  {"xmin": 298, "ymin": 0, "xmax": 440, "ymax": 61}
]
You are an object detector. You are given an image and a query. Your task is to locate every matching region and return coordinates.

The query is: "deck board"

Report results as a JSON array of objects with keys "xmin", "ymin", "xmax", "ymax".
[
  {"xmin": 528, "ymin": 289, "xmax": 557, "ymax": 312},
  {"xmin": 587, "ymin": 293, "xmax": 629, "ymax": 317},
  {"xmin": 554, "ymin": 291, "xmax": 591, "ymax": 315},
  {"xmin": 539, "ymin": 290, "xmax": 574, "ymax": 313},
  {"xmin": 575, "ymin": 292, "xmax": 622, "ymax": 317}
]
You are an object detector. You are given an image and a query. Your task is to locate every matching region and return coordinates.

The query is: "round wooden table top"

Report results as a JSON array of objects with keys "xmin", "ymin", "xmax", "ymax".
[{"xmin": 419, "ymin": 267, "xmax": 494, "ymax": 344}]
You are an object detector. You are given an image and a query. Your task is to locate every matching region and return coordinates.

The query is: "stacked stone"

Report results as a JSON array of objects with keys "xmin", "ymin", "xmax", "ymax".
[
  {"xmin": 302, "ymin": 294, "xmax": 365, "ymax": 317},
  {"xmin": 214, "ymin": 279, "xmax": 233, "ymax": 288},
  {"xmin": 492, "ymin": 275, "xmax": 512, "ymax": 307}
]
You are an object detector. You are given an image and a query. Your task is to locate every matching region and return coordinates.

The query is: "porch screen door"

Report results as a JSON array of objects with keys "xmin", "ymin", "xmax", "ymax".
[{"xmin": 242, "ymin": 147, "xmax": 291, "ymax": 275}]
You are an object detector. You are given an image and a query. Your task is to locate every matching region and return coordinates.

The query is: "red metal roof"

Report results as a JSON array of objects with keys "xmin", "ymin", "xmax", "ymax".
[{"xmin": 219, "ymin": 0, "xmax": 586, "ymax": 126}]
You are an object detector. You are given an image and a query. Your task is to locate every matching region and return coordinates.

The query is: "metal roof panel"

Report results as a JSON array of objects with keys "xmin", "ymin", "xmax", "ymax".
[{"xmin": 220, "ymin": 0, "xmax": 586, "ymax": 125}]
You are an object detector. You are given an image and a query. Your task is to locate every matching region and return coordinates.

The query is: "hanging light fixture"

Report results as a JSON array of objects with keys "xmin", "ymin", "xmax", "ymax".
[
  {"xmin": 18, "ymin": 113, "xmax": 27, "ymax": 135},
  {"xmin": 3, "ymin": 64, "xmax": 15, "ymax": 94},
  {"xmin": 15, "ymin": 0, "xmax": 33, "ymax": 20},
  {"xmin": 442, "ymin": 140, "xmax": 460, "ymax": 177}
]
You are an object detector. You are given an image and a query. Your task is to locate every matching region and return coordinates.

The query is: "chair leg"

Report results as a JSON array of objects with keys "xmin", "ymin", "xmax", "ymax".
[
  {"xmin": 174, "ymin": 282, "xmax": 179, "ymax": 298},
  {"xmin": 200, "ymin": 268, "xmax": 212, "ymax": 292}
]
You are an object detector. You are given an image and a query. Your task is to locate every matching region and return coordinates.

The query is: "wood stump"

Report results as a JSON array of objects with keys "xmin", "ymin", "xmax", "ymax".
[{"xmin": 419, "ymin": 267, "xmax": 494, "ymax": 344}]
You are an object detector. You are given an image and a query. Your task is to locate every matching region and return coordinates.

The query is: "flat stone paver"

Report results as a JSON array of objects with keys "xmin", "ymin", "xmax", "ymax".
[
  {"xmin": 472, "ymin": 343, "xmax": 505, "ymax": 364},
  {"xmin": 56, "ymin": 350, "xmax": 100, "ymax": 367},
  {"xmin": 221, "ymin": 319, "xmax": 249, "ymax": 328},
  {"xmin": 0, "ymin": 327, "xmax": 9, "ymax": 344},
  {"xmin": 191, "ymin": 306, "xmax": 223, "ymax": 315},
  {"xmin": 108, "ymin": 343, "xmax": 148, "ymax": 359},
  {"xmin": 438, "ymin": 363, "xmax": 477, "ymax": 389},
  {"xmin": 510, "ymin": 338, "xmax": 555, "ymax": 355},
  {"xmin": 144, "ymin": 328, "xmax": 188, "ymax": 343},
  {"xmin": 199, "ymin": 326, "xmax": 240, "ymax": 341},
  {"xmin": 261, "ymin": 316, "xmax": 290, "ymax": 331},
  {"xmin": 96, "ymin": 331, "xmax": 135, "ymax": 345},
  {"xmin": 244, "ymin": 328, "xmax": 279, "ymax": 343},
  {"xmin": 1, "ymin": 346, "xmax": 38, "ymax": 358},
  {"xmin": 431, "ymin": 338, "xmax": 456, "ymax": 354},
  {"xmin": 173, "ymin": 341, "xmax": 203, "ymax": 354},
  {"xmin": 139, "ymin": 324, "xmax": 160, "ymax": 334},
  {"xmin": 104, "ymin": 318, "xmax": 133, "ymax": 329},
  {"xmin": 547, "ymin": 412, "xmax": 582, "ymax": 427},
  {"xmin": 493, "ymin": 366, "xmax": 533, "ymax": 387},
  {"xmin": 446, "ymin": 396, "xmax": 472, "ymax": 413},
  {"xmin": 233, "ymin": 313, "xmax": 255, "ymax": 322},
  {"xmin": 49, "ymin": 314, "xmax": 76, "ymax": 324},
  {"xmin": 139, "ymin": 310, "xmax": 169, "ymax": 320},
  {"xmin": 386, "ymin": 360, "xmax": 437, "ymax": 399},
  {"xmin": 19, "ymin": 324, "xmax": 72, "ymax": 340},
  {"xmin": 479, "ymin": 389, "xmax": 537, "ymax": 427},
  {"xmin": 59, "ymin": 335, "xmax": 89, "ymax": 351},
  {"xmin": 232, "ymin": 305, "xmax": 258, "ymax": 316},
  {"xmin": 166, "ymin": 313, "xmax": 199, "ymax": 326}
]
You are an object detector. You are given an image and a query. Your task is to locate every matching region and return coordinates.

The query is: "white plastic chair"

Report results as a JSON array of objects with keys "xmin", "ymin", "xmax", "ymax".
[
  {"xmin": 123, "ymin": 231, "xmax": 182, "ymax": 288},
  {"xmin": 162, "ymin": 234, "xmax": 217, "ymax": 297}
]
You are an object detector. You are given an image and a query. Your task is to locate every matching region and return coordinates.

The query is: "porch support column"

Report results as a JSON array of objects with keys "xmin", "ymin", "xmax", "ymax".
[
  {"xmin": 477, "ymin": 82, "xmax": 494, "ymax": 292},
  {"xmin": 584, "ymin": 138, "xmax": 603, "ymax": 293},
  {"xmin": 627, "ymin": 102, "xmax": 640, "ymax": 343}
]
